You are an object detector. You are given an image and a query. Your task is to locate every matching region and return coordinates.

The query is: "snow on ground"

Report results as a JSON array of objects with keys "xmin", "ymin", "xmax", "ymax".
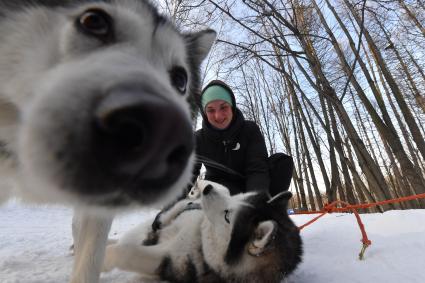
[{"xmin": 1, "ymin": 199, "xmax": 425, "ymax": 283}]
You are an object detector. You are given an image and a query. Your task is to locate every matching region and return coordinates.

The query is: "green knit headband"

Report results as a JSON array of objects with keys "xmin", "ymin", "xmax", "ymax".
[{"xmin": 201, "ymin": 85, "xmax": 233, "ymax": 110}]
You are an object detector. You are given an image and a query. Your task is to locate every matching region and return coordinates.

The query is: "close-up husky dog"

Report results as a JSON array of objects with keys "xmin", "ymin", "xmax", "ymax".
[
  {"xmin": 0, "ymin": 0, "xmax": 216, "ymax": 282},
  {"xmin": 103, "ymin": 180, "xmax": 303, "ymax": 283}
]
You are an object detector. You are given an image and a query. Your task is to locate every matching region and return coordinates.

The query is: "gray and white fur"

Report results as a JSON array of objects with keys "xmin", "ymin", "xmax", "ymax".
[
  {"xmin": 0, "ymin": 1, "xmax": 215, "ymax": 282},
  {"xmin": 103, "ymin": 180, "xmax": 303, "ymax": 283}
]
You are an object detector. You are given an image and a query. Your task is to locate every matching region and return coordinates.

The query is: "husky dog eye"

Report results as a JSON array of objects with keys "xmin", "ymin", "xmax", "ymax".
[
  {"xmin": 224, "ymin": 209, "xmax": 231, "ymax": 224},
  {"xmin": 169, "ymin": 66, "xmax": 188, "ymax": 94},
  {"xmin": 76, "ymin": 8, "xmax": 114, "ymax": 43}
]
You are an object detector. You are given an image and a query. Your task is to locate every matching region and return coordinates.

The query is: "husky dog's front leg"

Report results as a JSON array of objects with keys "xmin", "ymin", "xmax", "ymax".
[
  {"xmin": 70, "ymin": 211, "xmax": 113, "ymax": 283},
  {"xmin": 152, "ymin": 198, "xmax": 201, "ymax": 232},
  {"xmin": 103, "ymin": 242, "xmax": 166, "ymax": 277}
]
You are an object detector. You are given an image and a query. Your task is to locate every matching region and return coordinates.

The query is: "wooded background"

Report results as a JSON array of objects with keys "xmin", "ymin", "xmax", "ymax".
[{"xmin": 159, "ymin": 0, "xmax": 425, "ymax": 211}]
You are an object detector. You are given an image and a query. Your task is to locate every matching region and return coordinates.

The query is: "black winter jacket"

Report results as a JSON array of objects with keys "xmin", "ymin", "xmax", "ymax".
[{"xmin": 193, "ymin": 108, "xmax": 270, "ymax": 195}]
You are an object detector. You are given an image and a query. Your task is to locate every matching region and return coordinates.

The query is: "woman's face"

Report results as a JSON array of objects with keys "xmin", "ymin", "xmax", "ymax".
[{"xmin": 205, "ymin": 100, "xmax": 233, "ymax": 130}]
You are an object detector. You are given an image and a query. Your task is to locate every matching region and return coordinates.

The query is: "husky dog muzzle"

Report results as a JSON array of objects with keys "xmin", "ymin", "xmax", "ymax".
[
  {"xmin": 20, "ymin": 67, "xmax": 195, "ymax": 207},
  {"xmin": 94, "ymin": 82, "xmax": 194, "ymax": 193}
]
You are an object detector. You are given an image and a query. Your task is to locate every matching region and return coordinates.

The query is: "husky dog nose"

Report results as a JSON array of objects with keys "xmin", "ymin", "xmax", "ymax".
[{"xmin": 93, "ymin": 83, "xmax": 194, "ymax": 188}]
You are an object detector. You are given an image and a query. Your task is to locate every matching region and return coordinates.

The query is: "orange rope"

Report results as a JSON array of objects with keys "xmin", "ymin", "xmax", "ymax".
[
  {"xmin": 294, "ymin": 193, "xmax": 425, "ymax": 260},
  {"xmin": 296, "ymin": 192, "xmax": 425, "ymax": 215}
]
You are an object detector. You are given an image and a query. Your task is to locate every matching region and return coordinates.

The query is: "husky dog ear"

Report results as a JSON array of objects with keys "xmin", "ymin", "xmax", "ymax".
[
  {"xmin": 183, "ymin": 29, "xmax": 216, "ymax": 118},
  {"xmin": 202, "ymin": 184, "xmax": 214, "ymax": 195},
  {"xmin": 184, "ymin": 29, "xmax": 217, "ymax": 65},
  {"xmin": 248, "ymin": 220, "xmax": 277, "ymax": 256}
]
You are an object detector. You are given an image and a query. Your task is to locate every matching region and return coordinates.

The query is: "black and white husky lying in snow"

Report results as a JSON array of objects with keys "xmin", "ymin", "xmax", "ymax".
[{"xmin": 103, "ymin": 180, "xmax": 303, "ymax": 282}]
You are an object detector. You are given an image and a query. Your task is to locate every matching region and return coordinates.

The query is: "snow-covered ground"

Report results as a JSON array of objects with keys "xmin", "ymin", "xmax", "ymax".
[{"xmin": 1, "ymin": 199, "xmax": 424, "ymax": 283}]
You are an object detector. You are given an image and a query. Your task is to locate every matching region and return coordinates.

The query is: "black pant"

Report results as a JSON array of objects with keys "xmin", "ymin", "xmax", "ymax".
[{"xmin": 268, "ymin": 153, "xmax": 294, "ymax": 196}]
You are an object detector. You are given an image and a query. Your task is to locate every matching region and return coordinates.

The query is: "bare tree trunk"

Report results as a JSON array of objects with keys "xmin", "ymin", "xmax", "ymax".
[
  {"xmin": 329, "ymin": 102, "xmax": 356, "ymax": 205},
  {"xmin": 397, "ymin": 0, "xmax": 425, "ymax": 37},
  {"xmin": 363, "ymin": 106, "xmax": 406, "ymax": 207},
  {"xmin": 299, "ymin": 97, "xmax": 325, "ymax": 209},
  {"xmin": 344, "ymin": 0, "xmax": 425, "ymax": 161},
  {"xmin": 352, "ymin": 96, "xmax": 381, "ymax": 172},
  {"xmin": 283, "ymin": 43, "xmax": 392, "ymax": 208},
  {"xmin": 259, "ymin": 66, "xmax": 281, "ymax": 153},
  {"xmin": 272, "ymin": 46, "xmax": 330, "ymax": 204},
  {"xmin": 297, "ymin": 112, "xmax": 317, "ymax": 210},
  {"xmin": 239, "ymin": 63, "xmax": 276, "ymax": 153},
  {"xmin": 320, "ymin": 95, "xmax": 341, "ymax": 202},
  {"xmin": 324, "ymin": 0, "xmax": 425, "ymax": 198},
  {"xmin": 361, "ymin": 41, "xmax": 425, "ymax": 178},
  {"xmin": 351, "ymin": 90, "xmax": 406, "ymax": 208},
  {"xmin": 374, "ymin": 13, "xmax": 425, "ymax": 113},
  {"xmin": 279, "ymin": 34, "xmax": 392, "ymax": 208},
  {"xmin": 402, "ymin": 43, "xmax": 425, "ymax": 82},
  {"xmin": 344, "ymin": 137, "xmax": 380, "ymax": 212},
  {"xmin": 290, "ymin": 96, "xmax": 308, "ymax": 210}
]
